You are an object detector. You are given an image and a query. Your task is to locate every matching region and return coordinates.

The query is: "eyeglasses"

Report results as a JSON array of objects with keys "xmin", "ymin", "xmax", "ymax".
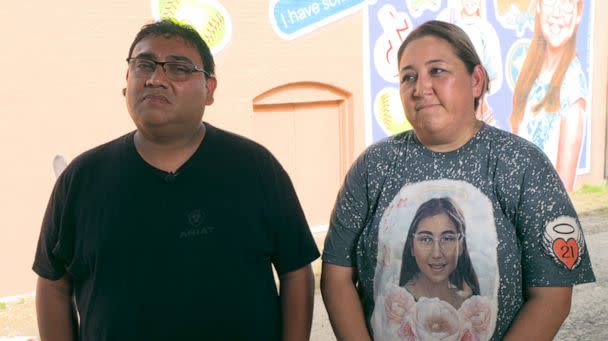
[
  {"xmin": 413, "ymin": 232, "xmax": 462, "ymax": 251},
  {"xmin": 126, "ymin": 58, "xmax": 212, "ymax": 82}
]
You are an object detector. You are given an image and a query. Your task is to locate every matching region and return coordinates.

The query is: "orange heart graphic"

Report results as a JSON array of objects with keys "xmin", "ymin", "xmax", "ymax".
[{"xmin": 552, "ymin": 238, "xmax": 579, "ymax": 270}]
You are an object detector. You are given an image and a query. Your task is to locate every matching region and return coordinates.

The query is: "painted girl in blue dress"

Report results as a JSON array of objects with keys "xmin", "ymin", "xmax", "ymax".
[{"xmin": 511, "ymin": 0, "xmax": 586, "ymax": 192}]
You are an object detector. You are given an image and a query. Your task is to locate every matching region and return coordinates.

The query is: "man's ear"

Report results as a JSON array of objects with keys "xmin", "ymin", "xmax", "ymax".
[
  {"xmin": 204, "ymin": 77, "xmax": 218, "ymax": 105},
  {"xmin": 124, "ymin": 70, "xmax": 129, "ymax": 97},
  {"xmin": 471, "ymin": 64, "xmax": 486, "ymax": 99}
]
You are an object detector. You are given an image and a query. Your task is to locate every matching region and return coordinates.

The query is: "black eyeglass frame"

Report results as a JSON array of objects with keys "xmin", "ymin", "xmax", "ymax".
[{"xmin": 126, "ymin": 57, "xmax": 213, "ymax": 79}]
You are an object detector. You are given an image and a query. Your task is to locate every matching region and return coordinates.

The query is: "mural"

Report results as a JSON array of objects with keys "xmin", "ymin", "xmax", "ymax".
[
  {"xmin": 151, "ymin": 0, "xmax": 232, "ymax": 54},
  {"xmin": 365, "ymin": 0, "xmax": 593, "ymax": 191}
]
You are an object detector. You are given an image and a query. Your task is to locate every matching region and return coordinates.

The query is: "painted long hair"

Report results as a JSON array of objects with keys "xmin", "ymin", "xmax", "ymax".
[
  {"xmin": 510, "ymin": 0, "xmax": 583, "ymax": 132},
  {"xmin": 399, "ymin": 197, "xmax": 480, "ymax": 295}
]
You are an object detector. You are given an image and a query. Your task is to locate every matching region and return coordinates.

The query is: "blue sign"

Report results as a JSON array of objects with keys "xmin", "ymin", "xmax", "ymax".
[{"xmin": 270, "ymin": 0, "xmax": 364, "ymax": 40}]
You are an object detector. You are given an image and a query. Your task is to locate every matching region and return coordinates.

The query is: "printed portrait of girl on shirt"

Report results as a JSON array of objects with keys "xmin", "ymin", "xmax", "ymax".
[{"xmin": 399, "ymin": 197, "xmax": 480, "ymax": 309}]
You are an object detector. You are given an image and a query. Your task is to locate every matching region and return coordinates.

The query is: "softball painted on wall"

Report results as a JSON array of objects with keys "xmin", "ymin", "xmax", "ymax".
[
  {"xmin": 151, "ymin": 0, "xmax": 232, "ymax": 54},
  {"xmin": 374, "ymin": 87, "xmax": 412, "ymax": 135},
  {"xmin": 505, "ymin": 38, "xmax": 530, "ymax": 92}
]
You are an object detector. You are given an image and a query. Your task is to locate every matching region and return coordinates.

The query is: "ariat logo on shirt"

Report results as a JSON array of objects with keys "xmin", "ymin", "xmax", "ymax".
[
  {"xmin": 188, "ymin": 209, "xmax": 205, "ymax": 227},
  {"xmin": 179, "ymin": 209, "xmax": 216, "ymax": 239}
]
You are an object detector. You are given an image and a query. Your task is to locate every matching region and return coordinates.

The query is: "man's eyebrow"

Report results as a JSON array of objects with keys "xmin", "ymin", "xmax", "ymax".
[
  {"xmin": 131, "ymin": 53, "xmax": 195, "ymax": 64},
  {"xmin": 132, "ymin": 52, "xmax": 156, "ymax": 60},
  {"xmin": 165, "ymin": 55, "xmax": 196, "ymax": 64}
]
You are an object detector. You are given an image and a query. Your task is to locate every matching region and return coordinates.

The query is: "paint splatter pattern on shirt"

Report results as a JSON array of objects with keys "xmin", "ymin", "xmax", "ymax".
[{"xmin": 322, "ymin": 124, "xmax": 595, "ymax": 340}]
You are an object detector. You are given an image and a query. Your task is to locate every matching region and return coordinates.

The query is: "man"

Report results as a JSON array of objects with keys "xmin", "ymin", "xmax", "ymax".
[{"xmin": 33, "ymin": 19, "xmax": 319, "ymax": 340}]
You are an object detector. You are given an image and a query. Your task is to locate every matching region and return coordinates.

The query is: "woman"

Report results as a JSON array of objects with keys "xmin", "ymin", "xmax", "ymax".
[
  {"xmin": 321, "ymin": 20, "xmax": 594, "ymax": 341},
  {"xmin": 511, "ymin": 0, "xmax": 586, "ymax": 192},
  {"xmin": 399, "ymin": 197, "xmax": 479, "ymax": 309}
]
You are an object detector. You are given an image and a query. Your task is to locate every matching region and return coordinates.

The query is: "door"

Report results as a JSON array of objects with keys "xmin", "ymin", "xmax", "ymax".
[{"xmin": 252, "ymin": 101, "xmax": 343, "ymax": 229}]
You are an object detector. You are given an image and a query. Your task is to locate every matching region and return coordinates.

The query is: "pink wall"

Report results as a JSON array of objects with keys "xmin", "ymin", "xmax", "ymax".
[{"xmin": 0, "ymin": 0, "xmax": 366, "ymax": 297}]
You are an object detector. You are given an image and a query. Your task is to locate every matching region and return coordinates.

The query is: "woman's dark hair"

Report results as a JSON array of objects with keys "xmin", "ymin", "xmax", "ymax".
[
  {"xmin": 128, "ymin": 19, "xmax": 215, "ymax": 77},
  {"xmin": 397, "ymin": 20, "xmax": 489, "ymax": 111},
  {"xmin": 399, "ymin": 197, "xmax": 480, "ymax": 295}
]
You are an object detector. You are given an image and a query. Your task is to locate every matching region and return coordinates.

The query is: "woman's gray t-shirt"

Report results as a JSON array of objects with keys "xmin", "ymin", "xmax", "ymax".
[{"xmin": 323, "ymin": 124, "xmax": 595, "ymax": 340}]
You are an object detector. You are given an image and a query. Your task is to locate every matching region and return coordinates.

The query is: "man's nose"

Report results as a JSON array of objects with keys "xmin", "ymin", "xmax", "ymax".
[{"xmin": 146, "ymin": 65, "xmax": 168, "ymax": 86}]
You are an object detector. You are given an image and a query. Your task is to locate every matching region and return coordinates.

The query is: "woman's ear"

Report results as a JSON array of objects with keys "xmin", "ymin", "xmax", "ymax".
[{"xmin": 471, "ymin": 64, "xmax": 486, "ymax": 99}]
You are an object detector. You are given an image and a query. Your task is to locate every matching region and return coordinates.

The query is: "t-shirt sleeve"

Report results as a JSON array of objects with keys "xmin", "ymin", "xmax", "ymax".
[
  {"xmin": 515, "ymin": 150, "xmax": 595, "ymax": 287},
  {"xmin": 32, "ymin": 171, "xmax": 76, "ymax": 280},
  {"xmin": 263, "ymin": 153, "xmax": 320, "ymax": 276},
  {"xmin": 322, "ymin": 152, "xmax": 370, "ymax": 267}
]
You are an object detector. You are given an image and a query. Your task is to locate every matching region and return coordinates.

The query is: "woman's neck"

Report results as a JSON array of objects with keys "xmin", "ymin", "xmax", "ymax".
[
  {"xmin": 420, "ymin": 119, "xmax": 483, "ymax": 153},
  {"xmin": 413, "ymin": 274, "xmax": 451, "ymax": 298},
  {"xmin": 408, "ymin": 274, "xmax": 468, "ymax": 309}
]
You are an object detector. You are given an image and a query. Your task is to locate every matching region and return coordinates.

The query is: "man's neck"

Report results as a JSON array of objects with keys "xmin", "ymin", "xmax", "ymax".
[{"xmin": 134, "ymin": 123, "xmax": 206, "ymax": 173}]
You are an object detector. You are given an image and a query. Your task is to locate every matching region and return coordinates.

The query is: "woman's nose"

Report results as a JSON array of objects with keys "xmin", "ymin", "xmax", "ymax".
[
  {"xmin": 413, "ymin": 74, "xmax": 432, "ymax": 97},
  {"xmin": 431, "ymin": 241, "xmax": 443, "ymax": 257}
]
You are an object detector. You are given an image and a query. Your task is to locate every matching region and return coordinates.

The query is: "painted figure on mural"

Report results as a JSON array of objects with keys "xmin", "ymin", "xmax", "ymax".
[
  {"xmin": 438, "ymin": 0, "xmax": 503, "ymax": 126},
  {"xmin": 495, "ymin": 0, "xmax": 536, "ymax": 36},
  {"xmin": 511, "ymin": 0, "xmax": 586, "ymax": 192},
  {"xmin": 399, "ymin": 197, "xmax": 480, "ymax": 309}
]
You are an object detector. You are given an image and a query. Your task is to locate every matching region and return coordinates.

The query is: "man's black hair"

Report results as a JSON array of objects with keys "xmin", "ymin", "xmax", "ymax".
[{"xmin": 128, "ymin": 19, "xmax": 215, "ymax": 76}]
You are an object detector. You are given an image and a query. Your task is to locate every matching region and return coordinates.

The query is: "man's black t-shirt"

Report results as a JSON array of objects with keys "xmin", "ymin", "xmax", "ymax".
[{"xmin": 33, "ymin": 123, "xmax": 320, "ymax": 340}]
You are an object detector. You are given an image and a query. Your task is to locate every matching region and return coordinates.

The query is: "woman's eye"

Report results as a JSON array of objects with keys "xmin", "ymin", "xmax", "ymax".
[
  {"xmin": 442, "ymin": 235, "xmax": 456, "ymax": 242},
  {"xmin": 430, "ymin": 68, "xmax": 445, "ymax": 75},
  {"xmin": 402, "ymin": 74, "xmax": 416, "ymax": 83}
]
